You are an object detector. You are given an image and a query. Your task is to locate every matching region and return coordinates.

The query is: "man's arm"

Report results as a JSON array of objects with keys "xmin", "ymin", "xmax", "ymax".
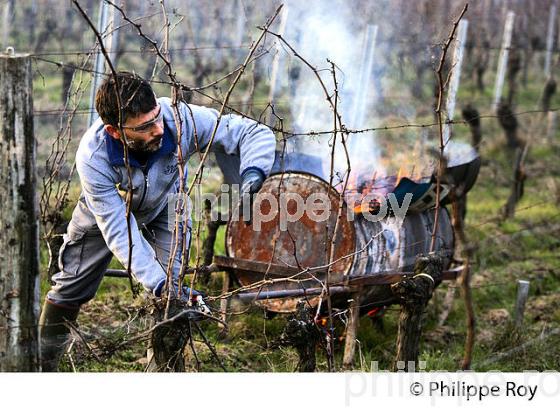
[
  {"xmin": 75, "ymin": 153, "xmax": 167, "ymax": 295},
  {"xmin": 174, "ymin": 100, "xmax": 276, "ymax": 177}
]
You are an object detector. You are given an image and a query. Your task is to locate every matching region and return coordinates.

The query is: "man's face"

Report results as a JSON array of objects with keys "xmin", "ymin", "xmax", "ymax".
[{"xmin": 120, "ymin": 104, "xmax": 164, "ymax": 153}]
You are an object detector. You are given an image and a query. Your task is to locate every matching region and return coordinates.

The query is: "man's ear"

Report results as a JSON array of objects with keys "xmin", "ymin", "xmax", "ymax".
[{"xmin": 104, "ymin": 124, "xmax": 122, "ymax": 140}]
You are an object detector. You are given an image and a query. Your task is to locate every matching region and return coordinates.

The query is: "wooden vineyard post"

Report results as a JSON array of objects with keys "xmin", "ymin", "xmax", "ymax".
[
  {"xmin": 514, "ymin": 280, "xmax": 530, "ymax": 328},
  {"xmin": 1, "ymin": 2, "xmax": 13, "ymax": 48},
  {"xmin": 493, "ymin": 11, "xmax": 515, "ymax": 110},
  {"xmin": 443, "ymin": 19, "xmax": 468, "ymax": 146},
  {"xmin": 88, "ymin": 0, "xmax": 120, "ymax": 127},
  {"xmin": 351, "ymin": 24, "xmax": 378, "ymax": 130},
  {"xmin": 219, "ymin": 270, "xmax": 231, "ymax": 335},
  {"xmin": 266, "ymin": 5, "xmax": 289, "ymax": 126},
  {"xmin": 0, "ymin": 50, "xmax": 40, "ymax": 371},
  {"xmin": 544, "ymin": 3, "xmax": 557, "ymax": 78}
]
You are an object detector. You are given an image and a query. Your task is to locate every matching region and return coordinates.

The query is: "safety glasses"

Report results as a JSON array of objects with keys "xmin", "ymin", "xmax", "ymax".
[{"xmin": 122, "ymin": 105, "xmax": 163, "ymax": 133}]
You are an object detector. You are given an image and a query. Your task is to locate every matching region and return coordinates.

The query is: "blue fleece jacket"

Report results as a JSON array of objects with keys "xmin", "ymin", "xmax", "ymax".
[{"xmin": 73, "ymin": 97, "xmax": 276, "ymax": 294}]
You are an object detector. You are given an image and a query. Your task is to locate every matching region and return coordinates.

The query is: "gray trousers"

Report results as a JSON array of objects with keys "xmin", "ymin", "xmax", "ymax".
[{"xmin": 47, "ymin": 207, "xmax": 185, "ymax": 307}]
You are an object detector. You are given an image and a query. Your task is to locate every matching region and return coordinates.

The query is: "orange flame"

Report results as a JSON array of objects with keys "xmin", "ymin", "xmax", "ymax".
[{"xmin": 396, "ymin": 166, "xmax": 403, "ymax": 185}]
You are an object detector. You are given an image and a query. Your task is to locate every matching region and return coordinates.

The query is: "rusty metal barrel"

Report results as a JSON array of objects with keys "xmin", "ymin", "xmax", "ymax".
[{"xmin": 226, "ymin": 172, "xmax": 454, "ymax": 313}]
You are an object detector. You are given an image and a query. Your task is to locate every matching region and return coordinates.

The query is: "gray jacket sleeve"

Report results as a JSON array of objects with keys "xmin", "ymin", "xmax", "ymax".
[
  {"xmin": 75, "ymin": 152, "xmax": 167, "ymax": 295},
  {"xmin": 174, "ymin": 99, "xmax": 276, "ymax": 177}
]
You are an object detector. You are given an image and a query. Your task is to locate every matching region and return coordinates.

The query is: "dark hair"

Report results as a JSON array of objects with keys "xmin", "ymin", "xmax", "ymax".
[{"xmin": 95, "ymin": 71, "xmax": 157, "ymax": 127}]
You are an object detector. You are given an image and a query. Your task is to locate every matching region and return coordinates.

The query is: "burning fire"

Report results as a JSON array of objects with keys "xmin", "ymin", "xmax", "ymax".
[{"xmin": 339, "ymin": 140, "xmax": 436, "ymax": 215}]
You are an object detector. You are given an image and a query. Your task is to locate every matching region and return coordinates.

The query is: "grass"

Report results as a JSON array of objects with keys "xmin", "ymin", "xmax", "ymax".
[{"xmin": 36, "ymin": 61, "xmax": 560, "ymax": 373}]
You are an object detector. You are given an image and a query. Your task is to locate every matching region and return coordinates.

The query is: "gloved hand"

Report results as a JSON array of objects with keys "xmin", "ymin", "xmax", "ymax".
[
  {"xmin": 154, "ymin": 280, "xmax": 210, "ymax": 320},
  {"xmin": 175, "ymin": 285, "xmax": 203, "ymax": 302},
  {"xmin": 241, "ymin": 168, "xmax": 265, "ymax": 197},
  {"xmin": 154, "ymin": 280, "xmax": 202, "ymax": 301},
  {"xmin": 239, "ymin": 168, "xmax": 265, "ymax": 223}
]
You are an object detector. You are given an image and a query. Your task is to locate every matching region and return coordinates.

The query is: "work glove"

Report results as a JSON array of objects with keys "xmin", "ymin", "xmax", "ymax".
[
  {"xmin": 154, "ymin": 280, "xmax": 211, "ymax": 319},
  {"xmin": 239, "ymin": 168, "xmax": 265, "ymax": 223}
]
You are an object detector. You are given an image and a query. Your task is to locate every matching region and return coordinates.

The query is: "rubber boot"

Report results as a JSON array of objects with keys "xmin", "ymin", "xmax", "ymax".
[{"xmin": 38, "ymin": 300, "xmax": 80, "ymax": 372}]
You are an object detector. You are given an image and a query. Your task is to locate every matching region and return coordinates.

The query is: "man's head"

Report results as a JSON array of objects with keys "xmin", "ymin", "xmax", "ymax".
[{"xmin": 96, "ymin": 71, "xmax": 164, "ymax": 154}]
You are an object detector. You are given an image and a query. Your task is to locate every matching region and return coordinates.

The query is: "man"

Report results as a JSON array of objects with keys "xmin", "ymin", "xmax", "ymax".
[{"xmin": 39, "ymin": 72, "xmax": 276, "ymax": 371}]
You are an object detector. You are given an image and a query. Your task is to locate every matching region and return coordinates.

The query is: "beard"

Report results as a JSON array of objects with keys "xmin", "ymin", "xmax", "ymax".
[{"xmin": 126, "ymin": 134, "xmax": 163, "ymax": 154}]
